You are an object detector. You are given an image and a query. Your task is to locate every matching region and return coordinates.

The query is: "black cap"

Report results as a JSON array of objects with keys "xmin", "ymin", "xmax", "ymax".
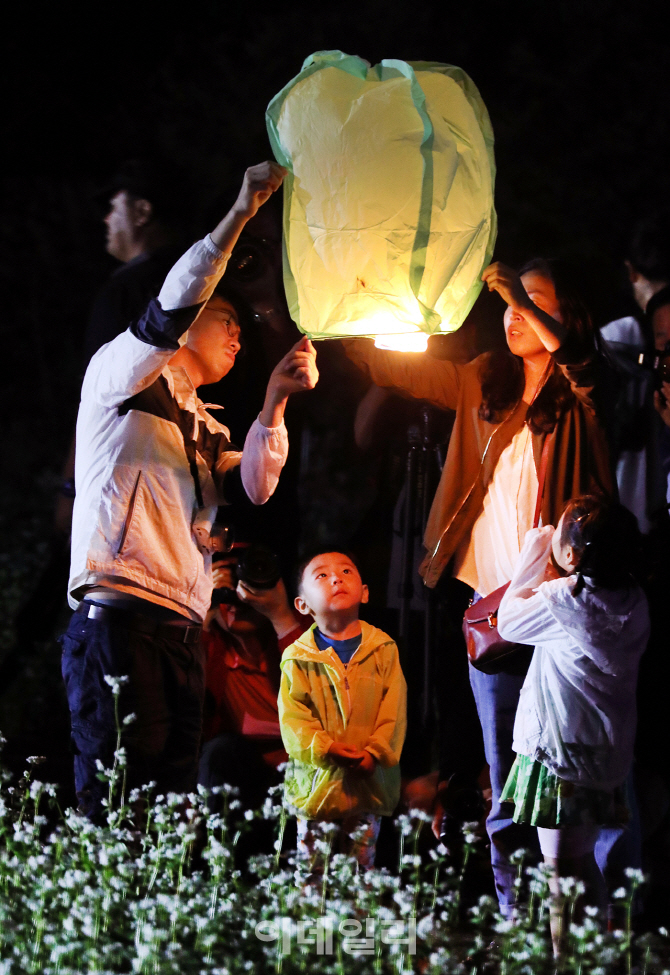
[{"xmin": 94, "ymin": 158, "xmax": 188, "ymax": 227}]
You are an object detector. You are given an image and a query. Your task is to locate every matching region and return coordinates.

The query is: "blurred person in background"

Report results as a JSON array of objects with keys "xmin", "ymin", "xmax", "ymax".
[
  {"xmin": 600, "ymin": 209, "xmax": 670, "ymax": 534},
  {"xmin": 599, "ymin": 212, "xmax": 670, "ymax": 923},
  {"xmin": 3, "ymin": 160, "xmax": 190, "ymax": 695}
]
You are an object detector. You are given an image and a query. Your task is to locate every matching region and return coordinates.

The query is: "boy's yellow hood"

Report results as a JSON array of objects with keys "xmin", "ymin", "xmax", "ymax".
[{"xmin": 281, "ymin": 620, "xmax": 395, "ymax": 667}]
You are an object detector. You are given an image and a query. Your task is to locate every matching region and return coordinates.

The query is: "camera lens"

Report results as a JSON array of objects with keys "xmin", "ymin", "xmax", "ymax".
[
  {"xmin": 228, "ymin": 243, "xmax": 266, "ymax": 283},
  {"xmin": 236, "ymin": 544, "xmax": 281, "ymax": 591}
]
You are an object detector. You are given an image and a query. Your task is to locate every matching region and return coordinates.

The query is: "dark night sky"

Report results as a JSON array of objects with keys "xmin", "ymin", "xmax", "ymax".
[{"xmin": 4, "ymin": 2, "xmax": 669, "ymax": 192}]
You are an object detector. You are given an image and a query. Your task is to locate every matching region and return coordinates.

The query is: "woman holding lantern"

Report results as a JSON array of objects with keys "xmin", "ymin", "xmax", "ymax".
[{"xmin": 344, "ymin": 257, "xmax": 614, "ymax": 916}]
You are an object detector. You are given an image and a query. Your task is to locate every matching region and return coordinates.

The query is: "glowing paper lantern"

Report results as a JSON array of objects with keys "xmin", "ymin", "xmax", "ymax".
[{"xmin": 266, "ymin": 50, "xmax": 497, "ymax": 352}]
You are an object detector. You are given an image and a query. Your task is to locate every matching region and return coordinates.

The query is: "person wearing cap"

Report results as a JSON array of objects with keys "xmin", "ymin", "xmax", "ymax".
[
  {"xmin": 60, "ymin": 161, "xmax": 319, "ymax": 820},
  {"xmin": 0, "ymin": 162, "xmax": 194, "ymax": 699},
  {"xmin": 85, "ymin": 158, "xmax": 188, "ymax": 362},
  {"xmin": 598, "ymin": 211, "xmax": 670, "ymax": 914},
  {"xmin": 53, "ymin": 161, "xmax": 187, "ymax": 541},
  {"xmin": 600, "ymin": 209, "xmax": 670, "ymax": 534},
  {"xmin": 647, "ymin": 285, "xmax": 670, "ymax": 492}
]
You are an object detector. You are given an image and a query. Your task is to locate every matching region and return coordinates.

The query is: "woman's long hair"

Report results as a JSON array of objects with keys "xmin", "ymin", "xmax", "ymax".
[
  {"xmin": 478, "ymin": 258, "xmax": 595, "ymax": 434},
  {"xmin": 560, "ymin": 495, "xmax": 642, "ymax": 595}
]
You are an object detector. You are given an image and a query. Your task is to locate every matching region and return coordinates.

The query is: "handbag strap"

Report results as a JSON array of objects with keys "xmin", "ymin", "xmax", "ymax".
[{"xmin": 533, "ymin": 435, "xmax": 551, "ymax": 529}]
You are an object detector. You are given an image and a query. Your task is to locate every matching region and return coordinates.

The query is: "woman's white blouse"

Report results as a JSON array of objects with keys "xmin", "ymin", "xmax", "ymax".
[{"xmin": 454, "ymin": 423, "xmax": 538, "ymax": 596}]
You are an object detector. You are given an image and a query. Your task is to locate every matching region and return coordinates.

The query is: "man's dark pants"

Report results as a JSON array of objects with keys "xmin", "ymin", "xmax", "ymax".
[{"xmin": 61, "ymin": 606, "xmax": 205, "ymax": 819}]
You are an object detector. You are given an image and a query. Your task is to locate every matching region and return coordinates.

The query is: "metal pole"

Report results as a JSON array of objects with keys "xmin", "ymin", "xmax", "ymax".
[
  {"xmin": 420, "ymin": 409, "xmax": 443, "ymax": 732},
  {"xmin": 398, "ymin": 432, "xmax": 420, "ymax": 648}
]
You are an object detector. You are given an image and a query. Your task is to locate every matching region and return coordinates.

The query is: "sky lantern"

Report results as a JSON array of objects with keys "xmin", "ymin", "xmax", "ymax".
[{"xmin": 266, "ymin": 50, "xmax": 497, "ymax": 352}]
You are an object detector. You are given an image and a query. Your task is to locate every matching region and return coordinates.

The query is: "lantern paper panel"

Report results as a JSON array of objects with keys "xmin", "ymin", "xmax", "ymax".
[{"xmin": 266, "ymin": 50, "xmax": 497, "ymax": 350}]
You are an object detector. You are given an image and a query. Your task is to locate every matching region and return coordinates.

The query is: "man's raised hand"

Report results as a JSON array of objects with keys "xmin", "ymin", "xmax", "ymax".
[
  {"xmin": 259, "ymin": 336, "xmax": 318, "ymax": 428},
  {"xmin": 211, "ymin": 161, "xmax": 287, "ymax": 255},
  {"xmin": 270, "ymin": 336, "xmax": 318, "ymax": 397},
  {"xmin": 232, "ymin": 161, "xmax": 287, "ymax": 221}
]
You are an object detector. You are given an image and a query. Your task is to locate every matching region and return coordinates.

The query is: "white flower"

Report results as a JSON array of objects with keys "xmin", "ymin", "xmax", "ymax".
[
  {"xmin": 558, "ymin": 876, "xmax": 585, "ymax": 897},
  {"xmin": 408, "ymin": 807, "xmax": 432, "ymax": 823},
  {"xmin": 417, "ymin": 914, "xmax": 436, "ymax": 938},
  {"xmin": 103, "ymin": 674, "xmax": 130, "ymax": 692},
  {"xmin": 396, "ymin": 814, "xmax": 414, "ymax": 836}
]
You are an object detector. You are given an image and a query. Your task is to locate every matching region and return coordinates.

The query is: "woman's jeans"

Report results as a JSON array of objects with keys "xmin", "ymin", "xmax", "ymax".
[{"xmin": 468, "ymin": 662, "xmax": 540, "ymax": 916}]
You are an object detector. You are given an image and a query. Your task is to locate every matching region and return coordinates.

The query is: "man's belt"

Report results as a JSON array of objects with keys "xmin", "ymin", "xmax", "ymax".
[{"xmin": 76, "ymin": 601, "xmax": 202, "ymax": 645}]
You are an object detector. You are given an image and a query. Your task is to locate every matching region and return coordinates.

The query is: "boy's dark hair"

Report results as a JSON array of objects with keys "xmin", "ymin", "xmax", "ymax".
[
  {"xmin": 294, "ymin": 547, "xmax": 363, "ymax": 596},
  {"xmin": 627, "ymin": 209, "xmax": 670, "ymax": 282},
  {"xmin": 560, "ymin": 495, "xmax": 642, "ymax": 596},
  {"xmin": 478, "ymin": 258, "xmax": 595, "ymax": 435}
]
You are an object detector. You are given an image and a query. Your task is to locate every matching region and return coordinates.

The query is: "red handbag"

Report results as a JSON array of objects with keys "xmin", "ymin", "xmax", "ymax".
[{"xmin": 463, "ymin": 436, "xmax": 550, "ymax": 674}]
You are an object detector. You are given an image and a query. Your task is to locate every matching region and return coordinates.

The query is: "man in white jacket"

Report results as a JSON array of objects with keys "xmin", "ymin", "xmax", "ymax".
[{"xmin": 61, "ymin": 161, "xmax": 319, "ymax": 818}]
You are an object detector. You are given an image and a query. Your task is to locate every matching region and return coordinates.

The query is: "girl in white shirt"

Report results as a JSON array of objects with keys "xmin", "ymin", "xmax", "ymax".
[{"xmin": 498, "ymin": 496, "xmax": 649, "ymax": 951}]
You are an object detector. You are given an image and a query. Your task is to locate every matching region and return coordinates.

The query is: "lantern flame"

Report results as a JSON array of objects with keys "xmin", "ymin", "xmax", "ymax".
[{"xmin": 374, "ymin": 332, "xmax": 429, "ymax": 353}]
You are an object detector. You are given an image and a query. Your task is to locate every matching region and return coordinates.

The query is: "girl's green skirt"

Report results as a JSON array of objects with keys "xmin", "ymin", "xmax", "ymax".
[{"xmin": 500, "ymin": 754, "xmax": 630, "ymax": 829}]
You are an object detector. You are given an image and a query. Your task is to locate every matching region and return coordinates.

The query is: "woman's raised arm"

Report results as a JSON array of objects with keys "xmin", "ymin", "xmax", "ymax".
[
  {"xmin": 341, "ymin": 338, "xmax": 464, "ymax": 412},
  {"xmin": 482, "ymin": 262, "xmax": 568, "ymax": 353}
]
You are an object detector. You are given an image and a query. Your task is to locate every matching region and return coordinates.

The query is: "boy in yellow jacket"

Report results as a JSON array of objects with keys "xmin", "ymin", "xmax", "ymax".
[{"xmin": 278, "ymin": 549, "xmax": 407, "ymax": 868}]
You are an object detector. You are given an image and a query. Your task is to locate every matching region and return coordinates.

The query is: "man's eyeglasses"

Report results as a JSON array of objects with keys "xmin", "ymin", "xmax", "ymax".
[{"xmin": 218, "ymin": 316, "xmax": 241, "ymax": 339}]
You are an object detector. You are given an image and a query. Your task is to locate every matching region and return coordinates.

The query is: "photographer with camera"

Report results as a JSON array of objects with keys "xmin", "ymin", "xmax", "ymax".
[
  {"xmin": 61, "ymin": 161, "xmax": 319, "ymax": 820},
  {"xmin": 647, "ymin": 286, "xmax": 670, "ymax": 444},
  {"xmin": 600, "ymin": 209, "xmax": 670, "ymax": 534},
  {"xmin": 599, "ymin": 217, "xmax": 670, "ymax": 915},
  {"xmin": 199, "ymin": 542, "xmax": 309, "ymax": 808}
]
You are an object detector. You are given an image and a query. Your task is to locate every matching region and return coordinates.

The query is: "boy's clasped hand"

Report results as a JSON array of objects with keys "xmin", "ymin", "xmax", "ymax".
[{"xmin": 327, "ymin": 742, "xmax": 376, "ymax": 776}]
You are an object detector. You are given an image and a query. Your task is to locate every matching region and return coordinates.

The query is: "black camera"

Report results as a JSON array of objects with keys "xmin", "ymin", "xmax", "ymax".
[
  {"xmin": 212, "ymin": 544, "xmax": 282, "ymax": 605},
  {"xmin": 637, "ymin": 342, "xmax": 670, "ymax": 390},
  {"xmin": 227, "ymin": 240, "xmax": 269, "ymax": 285}
]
